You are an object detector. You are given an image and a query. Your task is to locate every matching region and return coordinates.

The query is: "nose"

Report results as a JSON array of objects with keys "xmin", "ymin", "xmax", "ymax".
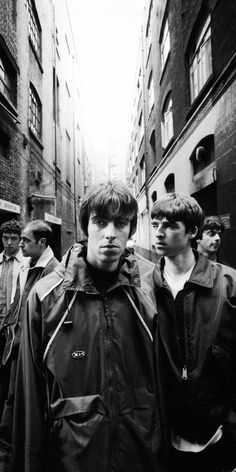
[
  {"xmin": 214, "ymin": 233, "xmax": 221, "ymax": 242},
  {"xmin": 104, "ymin": 222, "xmax": 116, "ymax": 240},
  {"xmin": 19, "ymin": 240, "xmax": 23, "ymax": 247},
  {"xmin": 155, "ymin": 224, "xmax": 165, "ymax": 237}
]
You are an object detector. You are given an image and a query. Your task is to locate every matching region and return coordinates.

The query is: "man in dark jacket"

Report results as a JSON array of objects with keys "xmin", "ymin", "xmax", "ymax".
[
  {"xmin": 145, "ymin": 192, "xmax": 236, "ymax": 472},
  {"xmin": 11, "ymin": 181, "xmax": 161, "ymax": 472},
  {"xmin": 0, "ymin": 219, "xmax": 58, "ymax": 470}
]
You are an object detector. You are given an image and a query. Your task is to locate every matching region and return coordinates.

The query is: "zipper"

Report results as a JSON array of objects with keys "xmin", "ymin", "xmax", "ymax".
[
  {"xmin": 103, "ymin": 297, "xmax": 117, "ymax": 441},
  {"xmin": 182, "ymin": 365, "xmax": 188, "ymax": 380}
]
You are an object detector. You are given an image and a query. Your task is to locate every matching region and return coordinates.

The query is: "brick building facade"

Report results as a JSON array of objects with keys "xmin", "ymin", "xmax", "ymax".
[
  {"xmin": 0, "ymin": 0, "xmax": 91, "ymax": 259},
  {"xmin": 127, "ymin": 0, "xmax": 236, "ymax": 267}
]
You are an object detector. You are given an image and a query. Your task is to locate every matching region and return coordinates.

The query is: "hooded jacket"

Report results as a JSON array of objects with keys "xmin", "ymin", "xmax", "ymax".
[
  {"xmin": 144, "ymin": 253, "xmax": 236, "ymax": 451},
  {"xmin": 12, "ymin": 243, "xmax": 161, "ymax": 472}
]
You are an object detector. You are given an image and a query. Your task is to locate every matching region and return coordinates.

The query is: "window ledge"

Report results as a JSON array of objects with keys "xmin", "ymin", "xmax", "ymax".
[
  {"xmin": 29, "ymin": 128, "xmax": 44, "ymax": 149},
  {"xmin": 186, "ymin": 74, "xmax": 213, "ymax": 120},
  {"xmin": 0, "ymin": 93, "xmax": 18, "ymax": 121}
]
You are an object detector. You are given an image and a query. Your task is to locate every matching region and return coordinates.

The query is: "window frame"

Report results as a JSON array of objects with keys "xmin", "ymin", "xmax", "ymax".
[
  {"xmin": 29, "ymin": 83, "xmax": 42, "ymax": 140},
  {"xmin": 160, "ymin": 18, "xmax": 170, "ymax": 71},
  {"xmin": 189, "ymin": 16, "xmax": 212, "ymax": 103},
  {"xmin": 26, "ymin": 0, "xmax": 41, "ymax": 60},
  {"xmin": 161, "ymin": 94, "xmax": 173, "ymax": 149},
  {"xmin": 148, "ymin": 71, "xmax": 154, "ymax": 113}
]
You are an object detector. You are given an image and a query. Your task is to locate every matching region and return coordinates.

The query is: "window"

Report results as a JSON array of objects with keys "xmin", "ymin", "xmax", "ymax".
[
  {"xmin": 189, "ymin": 16, "xmax": 212, "ymax": 103},
  {"xmin": 0, "ymin": 56, "xmax": 14, "ymax": 104},
  {"xmin": 139, "ymin": 112, "xmax": 144, "ymax": 146},
  {"xmin": 53, "ymin": 68, "xmax": 60, "ymax": 124},
  {"xmin": 140, "ymin": 157, "xmax": 145, "ymax": 188},
  {"xmin": 151, "ymin": 190, "xmax": 157, "ymax": 203},
  {"xmin": 66, "ymin": 131, "xmax": 71, "ymax": 186},
  {"xmin": 0, "ymin": 129, "xmax": 9, "ymax": 159},
  {"xmin": 161, "ymin": 94, "xmax": 173, "ymax": 149},
  {"xmin": 190, "ymin": 134, "xmax": 215, "ymax": 175},
  {"xmin": 164, "ymin": 173, "xmax": 175, "ymax": 193},
  {"xmin": 146, "ymin": 30, "xmax": 151, "ymax": 58},
  {"xmin": 27, "ymin": 0, "xmax": 41, "ymax": 59},
  {"xmin": 29, "ymin": 84, "xmax": 42, "ymax": 139},
  {"xmin": 160, "ymin": 18, "xmax": 170, "ymax": 71},
  {"xmin": 148, "ymin": 72, "xmax": 154, "ymax": 113},
  {"xmin": 135, "ymin": 170, "xmax": 139, "ymax": 196},
  {"xmin": 150, "ymin": 130, "xmax": 156, "ymax": 153}
]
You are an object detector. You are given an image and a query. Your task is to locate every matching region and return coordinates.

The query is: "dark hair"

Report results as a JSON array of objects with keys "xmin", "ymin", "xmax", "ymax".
[
  {"xmin": 198, "ymin": 215, "xmax": 225, "ymax": 239},
  {"xmin": 0, "ymin": 219, "xmax": 22, "ymax": 237},
  {"xmin": 79, "ymin": 180, "xmax": 138, "ymax": 238},
  {"xmin": 25, "ymin": 219, "xmax": 53, "ymax": 245},
  {"xmin": 151, "ymin": 192, "xmax": 204, "ymax": 235}
]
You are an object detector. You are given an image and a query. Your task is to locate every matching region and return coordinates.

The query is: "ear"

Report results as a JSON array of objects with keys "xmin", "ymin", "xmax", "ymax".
[
  {"xmin": 39, "ymin": 237, "xmax": 46, "ymax": 247},
  {"xmin": 189, "ymin": 226, "xmax": 198, "ymax": 240}
]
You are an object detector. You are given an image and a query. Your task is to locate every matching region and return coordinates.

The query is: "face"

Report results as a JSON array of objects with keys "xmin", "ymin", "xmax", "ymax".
[
  {"xmin": 2, "ymin": 232, "xmax": 20, "ymax": 257},
  {"xmin": 20, "ymin": 227, "xmax": 44, "ymax": 261},
  {"xmin": 86, "ymin": 212, "xmax": 131, "ymax": 271},
  {"xmin": 198, "ymin": 229, "xmax": 221, "ymax": 257},
  {"xmin": 151, "ymin": 217, "xmax": 196, "ymax": 258}
]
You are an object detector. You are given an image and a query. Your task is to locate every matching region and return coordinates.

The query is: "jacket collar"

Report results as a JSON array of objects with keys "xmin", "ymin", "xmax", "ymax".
[
  {"xmin": 0, "ymin": 248, "xmax": 25, "ymax": 264},
  {"xmin": 22, "ymin": 245, "xmax": 54, "ymax": 271},
  {"xmin": 153, "ymin": 251, "xmax": 214, "ymax": 289},
  {"xmin": 55, "ymin": 241, "xmax": 141, "ymax": 291}
]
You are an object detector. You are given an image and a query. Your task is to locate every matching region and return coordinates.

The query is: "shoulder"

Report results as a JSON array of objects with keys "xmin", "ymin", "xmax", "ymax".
[
  {"xmin": 29, "ymin": 270, "xmax": 64, "ymax": 303},
  {"xmin": 45, "ymin": 256, "xmax": 59, "ymax": 270}
]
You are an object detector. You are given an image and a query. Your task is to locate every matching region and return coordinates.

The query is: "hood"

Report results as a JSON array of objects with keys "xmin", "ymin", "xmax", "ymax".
[{"xmin": 55, "ymin": 241, "xmax": 141, "ymax": 291}]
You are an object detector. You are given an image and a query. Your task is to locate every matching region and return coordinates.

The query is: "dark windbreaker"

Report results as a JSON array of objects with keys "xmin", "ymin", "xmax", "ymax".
[{"xmin": 12, "ymin": 243, "xmax": 162, "ymax": 472}]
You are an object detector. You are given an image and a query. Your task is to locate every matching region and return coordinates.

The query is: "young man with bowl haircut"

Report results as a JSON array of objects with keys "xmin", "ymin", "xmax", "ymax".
[{"xmin": 12, "ymin": 181, "xmax": 161, "ymax": 472}]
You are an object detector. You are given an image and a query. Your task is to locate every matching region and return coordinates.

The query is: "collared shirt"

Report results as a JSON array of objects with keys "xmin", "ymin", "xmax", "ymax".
[{"xmin": 0, "ymin": 250, "xmax": 24, "ymax": 327}]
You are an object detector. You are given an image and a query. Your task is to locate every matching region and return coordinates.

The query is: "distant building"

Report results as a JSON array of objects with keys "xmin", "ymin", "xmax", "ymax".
[
  {"xmin": 0, "ymin": 0, "xmax": 91, "ymax": 259},
  {"xmin": 127, "ymin": 0, "xmax": 236, "ymax": 267}
]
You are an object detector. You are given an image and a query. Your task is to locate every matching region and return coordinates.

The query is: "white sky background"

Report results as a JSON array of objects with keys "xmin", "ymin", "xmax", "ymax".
[{"xmin": 67, "ymin": 0, "xmax": 145, "ymax": 182}]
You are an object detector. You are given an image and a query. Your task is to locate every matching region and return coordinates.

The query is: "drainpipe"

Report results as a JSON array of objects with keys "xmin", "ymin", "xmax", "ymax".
[
  {"xmin": 140, "ymin": 26, "xmax": 151, "ymax": 256},
  {"xmin": 52, "ymin": 5, "xmax": 58, "ymax": 199}
]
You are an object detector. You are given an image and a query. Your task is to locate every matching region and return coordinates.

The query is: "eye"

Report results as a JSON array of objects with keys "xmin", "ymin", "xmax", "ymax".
[
  {"xmin": 94, "ymin": 218, "xmax": 106, "ymax": 227},
  {"xmin": 116, "ymin": 219, "xmax": 129, "ymax": 229}
]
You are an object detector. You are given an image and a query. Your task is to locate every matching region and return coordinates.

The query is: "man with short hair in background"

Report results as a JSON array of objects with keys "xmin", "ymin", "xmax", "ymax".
[
  {"xmin": 0, "ymin": 219, "xmax": 58, "ymax": 470},
  {"xmin": 145, "ymin": 192, "xmax": 236, "ymax": 472},
  {"xmin": 0, "ymin": 219, "xmax": 24, "ymax": 334},
  {"xmin": 0, "ymin": 219, "xmax": 25, "ymax": 424},
  {"xmin": 197, "ymin": 215, "xmax": 225, "ymax": 261}
]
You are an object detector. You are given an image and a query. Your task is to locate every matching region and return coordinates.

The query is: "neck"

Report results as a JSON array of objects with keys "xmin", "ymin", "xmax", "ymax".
[
  {"xmin": 5, "ymin": 249, "xmax": 18, "ymax": 258},
  {"xmin": 164, "ymin": 248, "xmax": 196, "ymax": 277},
  {"xmin": 198, "ymin": 246, "xmax": 217, "ymax": 261}
]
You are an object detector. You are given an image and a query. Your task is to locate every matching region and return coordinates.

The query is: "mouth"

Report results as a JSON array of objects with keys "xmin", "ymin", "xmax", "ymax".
[{"xmin": 102, "ymin": 245, "xmax": 118, "ymax": 249}]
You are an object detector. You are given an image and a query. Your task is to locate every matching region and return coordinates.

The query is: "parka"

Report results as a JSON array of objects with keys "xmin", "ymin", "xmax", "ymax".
[
  {"xmin": 144, "ymin": 252, "xmax": 236, "ymax": 454},
  {"xmin": 11, "ymin": 243, "xmax": 162, "ymax": 472},
  {"xmin": 0, "ymin": 246, "xmax": 58, "ymax": 472}
]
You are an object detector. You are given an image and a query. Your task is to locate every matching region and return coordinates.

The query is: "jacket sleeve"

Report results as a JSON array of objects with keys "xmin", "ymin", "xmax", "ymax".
[
  {"xmin": 213, "ymin": 270, "xmax": 236, "ymax": 381},
  {"xmin": 11, "ymin": 288, "xmax": 47, "ymax": 472}
]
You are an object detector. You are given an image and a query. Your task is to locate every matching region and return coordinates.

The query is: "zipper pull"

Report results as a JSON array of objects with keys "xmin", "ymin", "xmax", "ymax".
[{"xmin": 182, "ymin": 365, "xmax": 188, "ymax": 380}]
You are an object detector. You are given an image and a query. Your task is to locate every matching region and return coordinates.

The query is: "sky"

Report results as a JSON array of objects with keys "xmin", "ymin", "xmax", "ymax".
[{"xmin": 67, "ymin": 0, "xmax": 145, "ymax": 182}]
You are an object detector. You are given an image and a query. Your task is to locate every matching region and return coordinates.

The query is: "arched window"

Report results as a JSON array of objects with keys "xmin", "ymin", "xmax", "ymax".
[{"xmin": 164, "ymin": 173, "xmax": 175, "ymax": 193}]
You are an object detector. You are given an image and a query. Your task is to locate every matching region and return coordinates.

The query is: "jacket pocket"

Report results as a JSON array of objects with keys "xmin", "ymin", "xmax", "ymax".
[{"xmin": 49, "ymin": 395, "xmax": 109, "ymax": 472}]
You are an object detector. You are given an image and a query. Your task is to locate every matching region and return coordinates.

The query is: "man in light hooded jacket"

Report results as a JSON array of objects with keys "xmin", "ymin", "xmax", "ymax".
[{"xmin": 11, "ymin": 181, "xmax": 162, "ymax": 472}]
